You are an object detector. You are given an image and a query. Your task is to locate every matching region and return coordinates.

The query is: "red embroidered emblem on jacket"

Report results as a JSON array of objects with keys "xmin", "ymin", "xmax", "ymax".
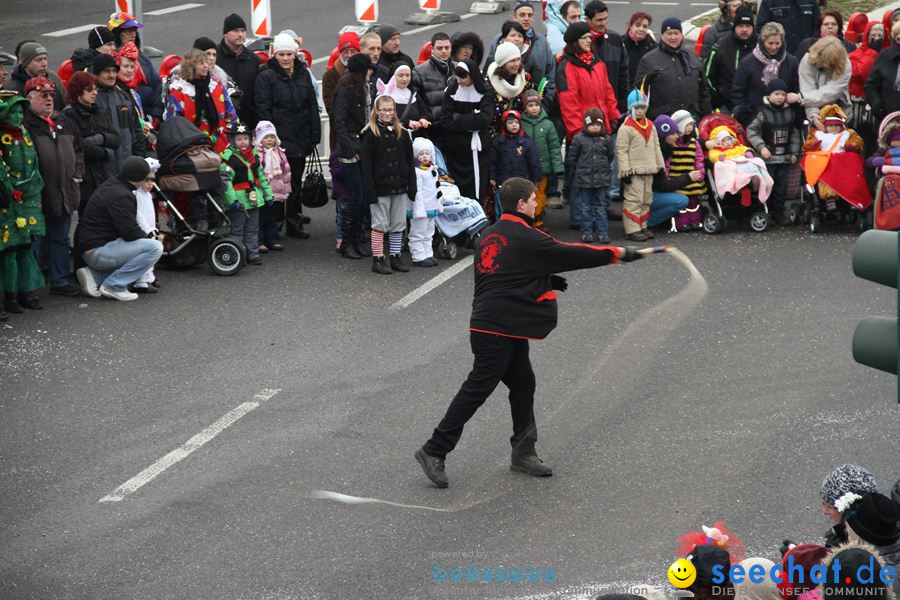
[{"xmin": 476, "ymin": 232, "xmax": 508, "ymax": 274}]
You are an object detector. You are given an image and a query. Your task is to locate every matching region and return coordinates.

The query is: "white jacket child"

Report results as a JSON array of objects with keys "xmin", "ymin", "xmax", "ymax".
[{"xmin": 406, "ymin": 138, "xmax": 443, "ymax": 266}]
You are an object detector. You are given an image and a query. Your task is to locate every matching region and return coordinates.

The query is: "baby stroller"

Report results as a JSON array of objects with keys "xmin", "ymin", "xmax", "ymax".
[
  {"xmin": 433, "ymin": 181, "xmax": 489, "ymax": 259},
  {"xmin": 697, "ymin": 113, "xmax": 770, "ymax": 234},
  {"xmin": 153, "ymin": 116, "xmax": 245, "ymax": 276},
  {"xmin": 797, "ymin": 106, "xmax": 873, "ymax": 234},
  {"xmin": 870, "ymin": 110, "xmax": 900, "ymax": 231}
]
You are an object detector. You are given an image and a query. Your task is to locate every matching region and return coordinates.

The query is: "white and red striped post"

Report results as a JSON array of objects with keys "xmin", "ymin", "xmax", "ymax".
[
  {"xmin": 419, "ymin": 0, "xmax": 440, "ymax": 13},
  {"xmin": 251, "ymin": 0, "xmax": 272, "ymax": 37}
]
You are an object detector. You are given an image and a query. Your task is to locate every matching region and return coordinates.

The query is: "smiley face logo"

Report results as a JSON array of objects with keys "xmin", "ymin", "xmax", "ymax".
[{"xmin": 668, "ymin": 558, "xmax": 697, "ymax": 588}]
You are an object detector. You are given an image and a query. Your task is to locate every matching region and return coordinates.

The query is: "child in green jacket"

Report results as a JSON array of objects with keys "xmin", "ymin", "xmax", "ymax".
[
  {"xmin": 221, "ymin": 124, "xmax": 274, "ymax": 265},
  {"xmin": 520, "ymin": 89, "xmax": 564, "ymax": 229}
]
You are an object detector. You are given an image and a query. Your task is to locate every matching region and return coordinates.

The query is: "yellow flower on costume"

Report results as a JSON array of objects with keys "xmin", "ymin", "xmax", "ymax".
[
  {"xmin": 0, "ymin": 133, "xmax": 12, "ymax": 145},
  {"xmin": 15, "ymin": 217, "xmax": 26, "ymax": 228},
  {"xmin": 3, "ymin": 229, "xmax": 8, "ymax": 244},
  {"xmin": 23, "ymin": 136, "xmax": 33, "ymax": 147},
  {"xmin": 28, "ymin": 216, "xmax": 37, "ymax": 225}
]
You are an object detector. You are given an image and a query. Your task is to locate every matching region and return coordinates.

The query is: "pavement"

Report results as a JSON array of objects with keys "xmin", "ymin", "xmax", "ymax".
[
  {"xmin": 1, "ymin": 199, "xmax": 898, "ymax": 600},
  {"xmin": 1, "ymin": 3, "xmax": 899, "ymax": 599}
]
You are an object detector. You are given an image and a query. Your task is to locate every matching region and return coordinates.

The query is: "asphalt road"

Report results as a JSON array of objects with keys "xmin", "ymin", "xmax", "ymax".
[
  {"xmin": 1, "ymin": 200, "xmax": 898, "ymax": 600},
  {"xmin": 1, "ymin": 0, "xmax": 718, "ymax": 79}
]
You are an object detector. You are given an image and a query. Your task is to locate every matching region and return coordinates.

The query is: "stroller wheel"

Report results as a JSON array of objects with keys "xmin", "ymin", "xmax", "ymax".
[
  {"xmin": 857, "ymin": 211, "xmax": 869, "ymax": 233},
  {"xmin": 702, "ymin": 214, "xmax": 723, "ymax": 234},
  {"xmin": 208, "ymin": 237, "xmax": 245, "ymax": 276},
  {"xmin": 809, "ymin": 214, "xmax": 820, "ymax": 234},
  {"xmin": 438, "ymin": 239, "xmax": 458, "ymax": 260},
  {"xmin": 788, "ymin": 203, "xmax": 800, "ymax": 225},
  {"xmin": 749, "ymin": 212, "xmax": 769, "ymax": 233}
]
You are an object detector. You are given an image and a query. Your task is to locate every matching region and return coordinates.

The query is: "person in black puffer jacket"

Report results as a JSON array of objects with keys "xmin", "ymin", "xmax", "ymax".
[
  {"xmin": 332, "ymin": 54, "xmax": 375, "ymax": 260},
  {"xmin": 865, "ymin": 28, "xmax": 900, "ymax": 123},
  {"xmin": 415, "ymin": 32, "xmax": 454, "ymax": 124},
  {"xmin": 360, "ymin": 96, "xmax": 416, "ymax": 274},
  {"xmin": 706, "ymin": 6, "xmax": 759, "ymax": 112},
  {"xmin": 255, "ymin": 34, "xmax": 322, "ymax": 238}
]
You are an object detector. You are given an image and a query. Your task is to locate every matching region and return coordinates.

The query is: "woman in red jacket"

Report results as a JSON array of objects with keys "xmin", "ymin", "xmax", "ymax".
[
  {"xmin": 555, "ymin": 22, "xmax": 620, "ymax": 142},
  {"xmin": 849, "ymin": 21, "xmax": 885, "ymax": 99}
]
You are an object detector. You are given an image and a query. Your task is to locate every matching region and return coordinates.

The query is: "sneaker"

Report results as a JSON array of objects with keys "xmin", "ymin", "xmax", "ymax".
[
  {"xmin": 426, "ymin": 257, "xmax": 439, "ymax": 266},
  {"xmin": 546, "ymin": 195, "xmax": 564, "ymax": 209},
  {"xmin": 625, "ymin": 231, "xmax": 648, "ymax": 242},
  {"xmin": 413, "ymin": 258, "xmax": 437, "ymax": 267},
  {"xmin": 128, "ymin": 284, "xmax": 159, "ymax": 294},
  {"xmin": 50, "ymin": 282, "xmax": 82, "ymax": 297},
  {"xmin": 642, "ymin": 228, "xmax": 655, "ymax": 239},
  {"xmin": 581, "ymin": 233, "xmax": 594, "ymax": 243},
  {"xmin": 248, "ymin": 257, "xmax": 263, "ymax": 265},
  {"xmin": 99, "ymin": 285, "xmax": 138, "ymax": 302},
  {"xmin": 596, "ymin": 233, "xmax": 610, "ymax": 244},
  {"xmin": 259, "ymin": 244, "xmax": 270, "ymax": 254},
  {"xmin": 76, "ymin": 267, "xmax": 101, "ymax": 298},
  {"xmin": 271, "ymin": 243, "xmax": 284, "ymax": 251},
  {"xmin": 510, "ymin": 454, "xmax": 553, "ymax": 477},
  {"xmin": 415, "ymin": 448, "xmax": 449, "ymax": 488}
]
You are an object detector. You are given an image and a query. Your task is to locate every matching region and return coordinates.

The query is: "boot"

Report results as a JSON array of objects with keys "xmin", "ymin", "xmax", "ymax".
[
  {"xmin": 4, "ymin": 292, "xmax": 23, "ymax": 314},
  {"xmin": 340, "ymin": 239, "xmax": 361, "ymax": 260},
  {"xmin": 0, "ymin": 308, "xmax": 6, "ymax": 322},
  {"xmin": 389, "ymin": 253, "xmax": 409, "ymax": 272},
  {"xmin": 343, "ymin": 209, "xmax": 370, "ymax": 257},
  {"xmin": 510, "ymin": 454, "xmax": 553, "ymax": 477},
  {"xmin": 17, "ymin": 292, "xmax": 43, "ymax": 310},
  {"xmin": 372, "ymin": 256, "xmax": 392, "ymax": 275},
  {"xmin": 353, "ymin": 239, "xmax": 372, "ymax": 257}
]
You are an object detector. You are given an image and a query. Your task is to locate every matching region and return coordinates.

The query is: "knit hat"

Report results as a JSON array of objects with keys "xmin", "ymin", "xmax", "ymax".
[
  {"xmin": 347, "ymin": 52, "xmax": 375, "ymax": 74},
  {"xmin": 821, "ymin": 465, "xmax": 877, "ymax": 508},
  {"xmin": 627, "ymin": 87, "xmax": 648, "ymax": 110},
  {"xmin": 412, "ymin": 137, "xmax": 434, "ymax": 160},
  {"xmin": 661, "ymin": 17, "xmax": 683, "ymax": 34},
  {"xmin": 821, "ymin": 543, "xmax": 893, "ymax": 600},
  {"xmin": 18, "ymin": 42, "xmax": 47, "ymax": 68},
  {"xmin": 271, "ymin": 33, "xmax": 298, "ymax": 54},
  {"xmin": 733, "ymin": 558, "xmax": 780, "ymax": 600},
  {"xmin": 338, "ymin": 32, "xmax": 360, "ymax": 52},
  {"xmin": 88, "ymin": 26, "xmax": 115, "ymax": 50},
  {"xmin": 108, "ymin": 12, "xmax": 143, "ymax": 30},
  {"xmin": 671, "ymin": 109, "xmax": 694, "ymax": 135},
  {"xmin": 778, "ymin": 544, "xmax": 829, "ymax": 600},
  {"xmin": 846, "ymin": 492, "xmax": 900, "ymax": 546},
  {"xmin": 765, "ymin": 78, "xmax": 788, "ymax": 95},
  {"xmin": 523, "ymin": 89, "xmax": 541, "ymax": 106},
  {"xmin": 564, "ymin": 21, "xmax": 592, "ymax": 44},
  {"xmin": 513, "ymin": 1, "xmax": 532, "ymax": 14},
  {"xmin": 689, "ymin": 545, "xmax": 732, "ymax": 587},
  {"xmin": 144, "ymin": 156, "xmax": 160, "ymax": 175},
  {"xmin": 253, "ymin": 120, "xmax": 281, "ymax": 147},
  {"xmin": 494, "ymin": 41, "xmax": 521, "ymax": 67},
  {"xmin": 654, "ymin": 115, "xmax": 678, "ymax": 139},
  {"xmin": 193, "ymin": 37, "xmax": 217, "ymax": 52},
  {"xmin": 503, "ymin": 109, "xmax": 521, "ymax": 122},
  {"xmin": 119, "ymin": 155, "xmax": 151, "ymax": 181},
  {"xmin": 888, "ymin": 129, "xmax": 900, "ymax": 144},
  {"xmin": 892, "ymin": 7, "xmax": 900, "ymax": 23},
  {"xmin": 24, "ymin": 76, "xmax": 55, "ymax": 94},
  {"xmin": 584, "ymin": 107, "xmax": 604, "ymax": 127},
  {"xmin": 223, "ymin": 13, "xmax": 246, "ymax": 34},
  {"xmin": 733, "ymin": 5, "xmax": 754, "ymax": 28},
  {"xmin": 92, "ymin": 53, "xmax": 120, "ymax": 74},
  {"xmin": 379, "ymin": 24, "xmax": 400, "ymax": 44}
]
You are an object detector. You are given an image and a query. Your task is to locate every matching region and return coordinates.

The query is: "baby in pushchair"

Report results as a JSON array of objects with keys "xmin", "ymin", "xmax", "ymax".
[
  {"xmin": 866, "ymin": 110, "xmax": 900, "ymax": 230},
  {"xmin": 153, "ymin": 115, "xmax": 246, "ymax": 275},
  {"xmin": 800, "ymin": 104, "xmax": 872, "ymax": 232},
  {"xmin": 697, "ymin": 113, "xmax": 773, "ymax": 233}
]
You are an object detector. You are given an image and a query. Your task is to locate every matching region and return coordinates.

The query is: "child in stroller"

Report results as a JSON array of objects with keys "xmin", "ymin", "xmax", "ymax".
[
  {"xmin": 153, "ymin": 115, "xmax": 246, "ymax": 275},
  {"xmin": 866, "ymin": 110, "xmax": 900, "ymax": 230},
  {"xmin": 697, "ymin": 113, "xmax": 773, "ymax": 233},
  {"xmin": 800, "ymin": 104, "xmax": 872, "ymax": 233}
]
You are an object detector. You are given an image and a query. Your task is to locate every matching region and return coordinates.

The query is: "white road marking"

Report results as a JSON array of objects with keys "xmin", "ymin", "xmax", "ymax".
[
  {"xmin": 144, "ymin": 3, "xmax": 205, "ymax": 16},
  {"xmin": 642, "ymin": 2, "xmax": 679, "ymax": 5},
  {"xmin": 311, "ymin": 55, "xmax": 329, "ymax": 65},
  {"xmin": 99, "ymin": 388, "xmax": 281, "ymax": 503},
  {"xmin": 403, "ymin": 13, "xmax": 478, "ymax": 36},
  {"xmin": 391, "ymin": 255, "xmax": 473, "ymax": 309},
  {"xmin": 690, "ymin": 2, "xmax": 718, "ymax": 5},
  {"xmin": 44, "ymin": 24, "xmax": 99, "ymax": 38}
]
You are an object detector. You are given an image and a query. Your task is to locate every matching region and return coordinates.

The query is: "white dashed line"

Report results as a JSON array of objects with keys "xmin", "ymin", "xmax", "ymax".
[
  {"xmin": 44, "ymin": 24, "xmax": 99, "ymax": 38},
  {"xmin": 99, "ymin": 388, "xmax": 281, "ymax": 503},
  {"xmin": 392, "ymin": 256, "xmax": 473, "ymax": 309},
  {"xmin": 144, "ymin": 3, "xmax": 205, "ymax": 16}
]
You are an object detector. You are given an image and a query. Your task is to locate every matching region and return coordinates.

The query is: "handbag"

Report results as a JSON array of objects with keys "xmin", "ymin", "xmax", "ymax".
[{"xmin": 300, "ymin": 147, "xmax": 329, "ymax": 208}]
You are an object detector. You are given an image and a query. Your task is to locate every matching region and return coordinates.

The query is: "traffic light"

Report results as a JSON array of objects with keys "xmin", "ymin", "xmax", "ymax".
[{"xmin": 851, "ymin": 230, "xmax": 899, "ymax": 401}]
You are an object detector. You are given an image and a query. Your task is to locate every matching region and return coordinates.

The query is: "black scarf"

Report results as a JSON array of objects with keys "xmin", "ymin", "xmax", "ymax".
[
  {"xmin": 190, "ymin": 75, "xmax": 219, "ymax": 132},
  {"xmin": 658, "ymin": 39, "xmax": 692, "ymax": 76}
]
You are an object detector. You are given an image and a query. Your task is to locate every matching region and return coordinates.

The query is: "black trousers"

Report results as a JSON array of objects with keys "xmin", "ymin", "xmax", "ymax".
[{"xmin": 423, "ymin": 331, "xmax": 538, "ymax": 459}]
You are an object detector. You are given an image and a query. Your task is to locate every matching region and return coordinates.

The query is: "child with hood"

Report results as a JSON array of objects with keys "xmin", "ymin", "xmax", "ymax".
[
  {"xmin": 254, "ymin": 120, "xmax": 291, "ymax": 253},
  {"xmin": 407, "ymin": 138, "xmax": 443, "ymax": 267},
  {"xmin": 567, "ymin": 107, "xmax": 614, "ymax": 243},
  {"xmin": 489, "ymin": 110, "xmax": 543, "ymax": 193},
  {"xmin": 520, "ymin": 89, "xmax": 564, "ymax": 229}
]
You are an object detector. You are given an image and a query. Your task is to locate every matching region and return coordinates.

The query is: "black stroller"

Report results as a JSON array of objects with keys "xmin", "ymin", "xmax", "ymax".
[{"xmin": 153, "ymin": 117, "xmax": 245, "ymax": 276}]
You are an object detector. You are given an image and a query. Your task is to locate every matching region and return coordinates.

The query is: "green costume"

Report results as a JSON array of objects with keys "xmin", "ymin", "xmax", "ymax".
[
  {"xmin": 221, "ymin": 147, "xmax": 274, "ymax": 210},
  {"xmin": 0, "ymin": 94, "xmax": 45, "ymax": 294}
]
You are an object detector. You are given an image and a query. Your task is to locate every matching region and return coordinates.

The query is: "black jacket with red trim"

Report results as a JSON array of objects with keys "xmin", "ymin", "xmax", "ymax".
[{"xmin": 470, "ymin": 212, "xmax": 624, "ymax": 340}]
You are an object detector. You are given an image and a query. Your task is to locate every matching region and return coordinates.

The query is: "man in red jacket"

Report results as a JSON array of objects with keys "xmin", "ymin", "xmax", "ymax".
[{"xmin": 415, "ymin": 177, "xmax": 646, "ymax": 488}]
